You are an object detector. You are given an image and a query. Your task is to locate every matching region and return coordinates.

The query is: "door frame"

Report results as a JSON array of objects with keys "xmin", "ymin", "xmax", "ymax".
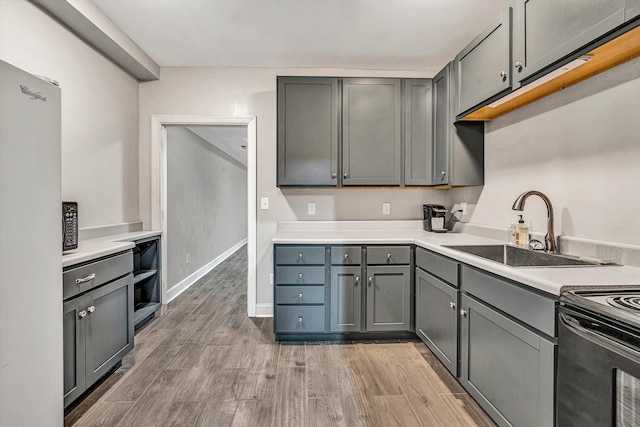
[{"xmin": 150, "ymin": 114, "xmax": 258, "ymax": 316}]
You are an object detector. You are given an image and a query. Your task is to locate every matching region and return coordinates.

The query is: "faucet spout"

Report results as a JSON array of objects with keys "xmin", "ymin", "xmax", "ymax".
[{"xmin": 512, "ymin": 190, "xmax": 556, "ymax": 253}]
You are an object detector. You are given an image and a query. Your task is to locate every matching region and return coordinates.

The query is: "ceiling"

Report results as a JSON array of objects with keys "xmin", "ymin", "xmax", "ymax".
[{"xmin": 91, "ymin": 0, "xmax": 512, "ymax": 74}]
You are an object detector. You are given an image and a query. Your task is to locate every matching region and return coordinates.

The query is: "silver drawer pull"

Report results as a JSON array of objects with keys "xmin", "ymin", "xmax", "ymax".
[
  {"xmin": 386, "ymin": 253, "xmax": 392, "ymax": 260},
  {"xmin": 87, "ymin": 306, "xmax": 95, "ymax": 313},
  {"xmin": 298, "ymin": 273, "xmax": 303, "ymax": 279},
  {"xmin": 78, "ymin": 310, "xmax": 87, "ymax": 318},
  {"xmin": 298, "ymin": 253, "xmax": 303, "ymax": 259},
  {"xmin": 500, "ymin": 70, "xmax": 508, "ymax": 79},
  {"xmin": 298, "ymin": 293, "xmax": 303, "ymax": 299},
  {"xmin": 331, "ymin": 173, "xmax": 337, "ymax": 179},
  {"xmin": 75, "ymin": 273, "xmax": 96, "ymax": 284},
  {"xmin": 344, "ymin": 253, "xmax": 349, "ymax": 259},
  {"xmin": 368, "ymin": 276, "xmax": 373, "ymax": 287},
  {"xmin": 298, "ymin": 317, "xmax": 303, "ymax": 323},
  {"xmin": 460, "ymin": 309, "xmax": 468, "ymax": 317},
  {"xmin": 355, "ymin": 276, "xmax": 360, "ymax": 285},
  {"xmin": 514, "ymin": 61, "xmax": 523, "ymax": 72},
  {"xmin": 449, "ymin": 301, "xmax": 456, "ymax": 310}
]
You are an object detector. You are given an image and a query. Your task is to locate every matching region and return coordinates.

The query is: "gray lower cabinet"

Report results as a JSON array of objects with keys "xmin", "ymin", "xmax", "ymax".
[
  {"xmin": 63, "ymin": 272, "xmax": 134, "ymax": 407},
  {"xmin": 330, "ymin": 266, "xmax": 362, "ymax": 332},
  {"xmin": 277, "ymin": 77, "xmax": 339, "ymax": 186},
  {"xmin": 342, "ymin": 78, "xmax": 402, "ymax": 186},
  {"xmin": 403, "ymin": 79, "xmax": 433, "ymax": 186},
  {"xmin": 456, "ymin": 8, "xmax": 513, "ymax": 116},
  {"xmin": 415, "ymin": 267, "xmax": 458, "ymax": 375},
  {"xmin": 513, "ymin": 0, "xmax": 640, "ymax": 83},
  {"xmin": 432, "ymin": 62, "xmax": 484, "ymax": 186}
]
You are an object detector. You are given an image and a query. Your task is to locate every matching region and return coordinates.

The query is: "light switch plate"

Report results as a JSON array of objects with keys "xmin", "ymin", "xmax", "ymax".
[
  {"xmin": 260, "ymin": 197, "xmax": 269, "ymax": 210},
  {"xmin": 308, "ymin": 202, "xmax": 316, "ymax": 215},
  {"xmin": 383, "ymin": 202, "xmax": 391, "ymax": 215}
]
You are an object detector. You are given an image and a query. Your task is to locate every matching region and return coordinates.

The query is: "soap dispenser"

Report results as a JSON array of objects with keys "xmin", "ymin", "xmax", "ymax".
[
  {"xmin": 507, "ymin": 218, "xmax": 517, "ymax": 245},
  {"xmin": 515, "ymin": 215, "xmax": 529, "ymax": 247}
]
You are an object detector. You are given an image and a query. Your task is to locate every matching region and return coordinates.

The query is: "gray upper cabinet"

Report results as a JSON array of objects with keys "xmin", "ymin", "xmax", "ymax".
[
  {"xmin": 403, "ymin": 79, "xmax": 433, "ymax": 186},
  {"xmin": 277, "ymin": 77, "xmax": 339, "ymax": 186},
  {"xmin": 456, "ymin": 8, "xmax": 513, "ymax": 116},
  {"xmin": 513, "ymin": 0, "xmax": 640, "ymax": 83},
  {"xmin": 432, "ymin": 63, "xmax": 484, "ymax": 186},
  {"xmin": 342, "ymin": 78, "xmax": 402, "ymax": 186}
]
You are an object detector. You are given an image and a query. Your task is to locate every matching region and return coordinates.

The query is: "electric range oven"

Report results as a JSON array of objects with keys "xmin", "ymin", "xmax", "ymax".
[{"xmin": 557, "ymin": 289, "xmax": 640, "ymax": 426}]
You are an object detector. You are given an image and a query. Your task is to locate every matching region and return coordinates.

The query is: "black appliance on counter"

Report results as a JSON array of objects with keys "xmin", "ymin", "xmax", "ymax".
[
  {"xmin": 62, "ymin": 201, "xmax": 78, "ymax": 251},
  {"xmin": 423, "ymin": 204, "xmax": 448, "ymax": 232},
  {"xmin": 557, "ymin": 289, "xmax": 640, "ymax": 426}
]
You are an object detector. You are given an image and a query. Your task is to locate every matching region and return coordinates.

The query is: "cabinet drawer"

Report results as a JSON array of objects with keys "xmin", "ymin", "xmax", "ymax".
[
  {"xmin": 275, "ymin": 305, "xmax": 325, "ymax": 333},
  {"xmin": 276, "ymin": 285, "xmax": 325, "ymax": 305},
  {"xmin": 416, "ymin": 247, "xmax": 458, "ymax": 286},
  {"xmin": 275, "ymin": 266, "xmax": 325, "ymax": 285},
  {"xmin": 275, "ymin": 246, "xmax": 325, "ymax": 265},
  {"xmin": 367, "ymin": 246, "xmax": 411, "ymax": 265},
  {"xmin": 63, "ymin": 251, "xmax": 133, "ymax": 300},
  {"xmin": 331, "ymin": 246, "xmax": 362, "ymax": 265},
  {"xmin": 461, "ymin": 265, "xmax": 556, "ymax": 336}
]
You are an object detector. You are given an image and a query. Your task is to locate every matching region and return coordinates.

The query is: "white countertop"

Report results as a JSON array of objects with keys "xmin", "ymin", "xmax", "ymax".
[
  {"xmin": 273, "ymin": 221, "xmax": 640, "ymax": 296},
  {"xmin": 62, "ymin": 230, "xmax": 162, "ymax": 268}
]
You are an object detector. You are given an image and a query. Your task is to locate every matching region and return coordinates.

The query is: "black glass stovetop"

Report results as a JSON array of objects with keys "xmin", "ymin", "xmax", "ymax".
[{"xmin": 560, "ymin": 288, "xmax": 640, "ymax": 330}]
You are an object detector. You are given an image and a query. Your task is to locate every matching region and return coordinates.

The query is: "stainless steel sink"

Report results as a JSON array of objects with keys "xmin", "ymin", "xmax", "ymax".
[{"xmin": 443, "ymin": 244, "xmax": 615, "ymax": 267}]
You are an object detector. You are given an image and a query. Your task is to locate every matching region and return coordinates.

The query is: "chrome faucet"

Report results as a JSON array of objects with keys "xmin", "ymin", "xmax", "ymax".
[{"xmin": 512, "ymin": 190, "xmax": 556, "ymax": 253}]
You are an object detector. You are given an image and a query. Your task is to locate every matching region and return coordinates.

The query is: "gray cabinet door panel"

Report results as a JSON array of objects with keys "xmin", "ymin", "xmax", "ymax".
[
  {"xmin": 85, "ymin": 275, "xmax": 134, "ymax": 385},
  {"xmin": 366, "ymin": 265, "xmax": 411, "ymax": 331},
  {"xmin": 456, "ymin": 8, "xmax": 513, "ymax": 115},
  {"xmin": 63, "ymin": 297, "xmax": 85, "ymax": 407},
  {"xmin": 277, "ymin": 77, "xmax": 339, "ymax": 186},
  {"xmin": 404, "ymin": 79, "xmax": 433, "ymax": 186},
  {"xmin": 460, "ymin": 294, "xmax": 555, "ymax": 427},
  {"xmin": 513, "ymin": 0, "xmax": 633, "ymax": 82},
  {"xmin": 432, "ymin": 65, "xmax": 450, "ymax": 184},
  {"xmin": 415, "ymin": 268, "xmax": 458, "ymax": 375},
  {"xmin": 343, "ymin": 78, "xmax": 401, "ymax": 186},
  {"xmin": 330, "ymin": 266, "xmax": 362, "ymax": 332}
]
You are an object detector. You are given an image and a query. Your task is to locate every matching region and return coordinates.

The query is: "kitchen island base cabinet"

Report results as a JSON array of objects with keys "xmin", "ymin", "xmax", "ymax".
[{"xmin": 459, "ymin": 294, "xmax": 555, "ymax": 427}]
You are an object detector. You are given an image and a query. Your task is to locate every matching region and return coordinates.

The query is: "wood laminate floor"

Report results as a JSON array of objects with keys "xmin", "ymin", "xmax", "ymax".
[{"xmin": 66, "ymin": 246, "xmax": 495, "ymax": 427}]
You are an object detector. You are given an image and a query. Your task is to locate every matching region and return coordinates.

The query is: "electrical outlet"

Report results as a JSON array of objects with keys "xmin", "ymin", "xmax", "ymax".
[
  {"xmin": 308, "ymin": 202, "xmax": 316, "ymax": 215},
  {"xmin": 260, "ymin": 197, "xmax": 269, "ymax": 210},
  {"xmin": 383, "ymin": 202, "xmax": 391, "ymax": 215},
  {"xmin": 461, "ymin": 202, "xmax": 467, "ymax": 216}
]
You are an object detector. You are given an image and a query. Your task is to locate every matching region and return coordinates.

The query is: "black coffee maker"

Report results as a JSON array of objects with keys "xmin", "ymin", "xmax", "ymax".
[{"xmin": 423, "ymin": 204, "xmax": 448, "ymax": 232}]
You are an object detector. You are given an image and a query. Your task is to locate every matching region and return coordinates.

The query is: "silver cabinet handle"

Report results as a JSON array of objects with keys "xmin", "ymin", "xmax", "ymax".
[
  {"xmin": 355, "ymin": 276, "xmax": 360, "ymax": 286},
  {"xmin": 343, "ymin": 173, "xmax": 349, "ymax": 179},
  {"xmin": 449, "ymin": 301, "xmax": 456, "ymax": 310},
  {"xmin": 344, "ymin": 253, "xmax": 349, "ymax": 259},
  {"xmin": 87, "ymin": 306, "xmax": 95, "ymax": 313},
  {"xmin": 386, "ymin": 253, "xmax": 392, "ymax": 260},
  {"xmin": 78, "ymin": 310, "xmax": 87, "ymax": 318},
  {"xmin": 298, "ymin": 253, "xmax": 303, "ymax": 259},
  {"xmin": 368, "ymin": 276, "xmax": 373, "ymax": 287},
  {"xmin": 75, "ymin": 273, "xmax": 96, "ymax": 284},
  {"xmin": 500, "ymin": 70, "xmax": 508, "ymax": 80},
  {"xmin": 298, "ymin": 293, "xmax": 303, "ymax": 299},
  {"xmin": 331, "ymin": 173, "xmax": 337, "ymax": 179},
  {"xmin": 514, "ymin": 61, "xmax": 523, "ymax": 72},
  {"xmin": 460, "ymin": 308, "xmax": 468, "ymax": 317},
  {"xmin": 298, "ymin": 317, "xmax": 303, "ymax": 323},
  {"xmin": 298, "ymin": 273, "xmax": 303, "ymax": 279}
]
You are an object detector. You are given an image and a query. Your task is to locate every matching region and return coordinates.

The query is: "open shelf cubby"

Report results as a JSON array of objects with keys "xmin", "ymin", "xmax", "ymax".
[{"xmin": 132, "ymin": 236, "xmax": 161, "ymax": 329}]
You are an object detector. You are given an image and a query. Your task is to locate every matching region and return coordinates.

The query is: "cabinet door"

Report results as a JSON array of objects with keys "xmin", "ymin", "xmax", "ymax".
[
  {"xmin": 85, "ymin": 275, "xmax": 134, "ymax": 385},
  {"xmin": 404, "ymin": 79, "xmax": 433, "ymax": 186},
  {"xmin": 456, "ymin": 8, "xmax": 513, "ymax": 116},
  {"xmin": 63, "ymin": 297, "xmax": 86, "ymax": 407},
  {"xmin": 366, "ymin": 265, "xmax": 411, "ymax": 331},
  {"xmin": 460, "ymin": 294, "xmax": 555, "ymax": 427},
  {"xmin": 432, "ymin": 65, "xmax": 450, "ymax": 185},
  {"xmin": 415, "ymin": 268, "xmax": 458, "ymax": 376},
  {"xmin": 342, "ymin": 78, "xmax": 402, "ymax": 186},
  {"xmin": 277, "ymin": 77, "xmax": 339, "ymax": 186},
  {"xmin": 513, "ymin": 0, "xmax": 637, "ymax": 83},
  {"xmin": 330, "ymin": 266, "xmax": 362, "ymax": 332}
]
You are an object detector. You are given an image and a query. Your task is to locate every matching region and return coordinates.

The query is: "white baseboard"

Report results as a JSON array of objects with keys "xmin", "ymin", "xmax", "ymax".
[
  {"xmin": 254, "ymin": 303, "xmax": 273, "ymax": 317},
  {"xmin": 166, "ymin": 238, "xmax": 247, "ymax": 303}
]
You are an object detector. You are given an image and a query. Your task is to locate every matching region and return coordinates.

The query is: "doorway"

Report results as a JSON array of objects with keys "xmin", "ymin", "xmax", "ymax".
[{"xmin": 150, "ymin": 115, "xmax": 257, "ymax": 316}]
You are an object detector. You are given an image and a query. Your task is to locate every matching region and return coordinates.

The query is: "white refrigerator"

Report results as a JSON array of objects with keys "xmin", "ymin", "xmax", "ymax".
[{"xmin": 0, "ymin": 60, "xmax": 63, "ymax": 425}]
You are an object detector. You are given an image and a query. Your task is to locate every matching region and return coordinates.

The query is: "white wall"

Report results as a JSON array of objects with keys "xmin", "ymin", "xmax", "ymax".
[
  {"xmin": 0, "ymin": 0, "xmax": 140, "ymax": 229},
  {"xmin": 166, "ymin": 126, "xmax": 248, "ymax": 289},
  {"xmin": 448, "ymin": 58, "xmax": 640, "ymax": 245},
  {"xmin": 138, "ymin": 67, "xmax": 447, "ymax": 311}
]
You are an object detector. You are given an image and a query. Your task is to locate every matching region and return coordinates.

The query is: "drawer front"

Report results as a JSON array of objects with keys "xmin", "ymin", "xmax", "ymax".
[
  {"xmin": 275, "ymin": 305, "xmax": 325, "ymax": 333},
  {"xmin": 276, "ymin": 285, "xmax": 325, "ymax": 305},
  {"xmin": 63, "ymin": 251, "xmax": 133, "ymax": 300},
  {"xmin": 275, "ymin": 266, "xmax": 325, "ymax": 285},
  {"xmin": 416, "ymin": 247, "xmax": 458, "ymax": 286},
  {"xmin": 461, "ymin": 265, "xmax": 556, "ymax": 336},
  {"xmin": 275, "ymin": 246, "xmax": 325, "ymax": 265},
  {"xmin": 367, "ymin": 246, "xmax": 411, "ymax": 265},
  {"xmin": 331, "ymin": 246, "xmax": 362, "ymax": 265}
]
